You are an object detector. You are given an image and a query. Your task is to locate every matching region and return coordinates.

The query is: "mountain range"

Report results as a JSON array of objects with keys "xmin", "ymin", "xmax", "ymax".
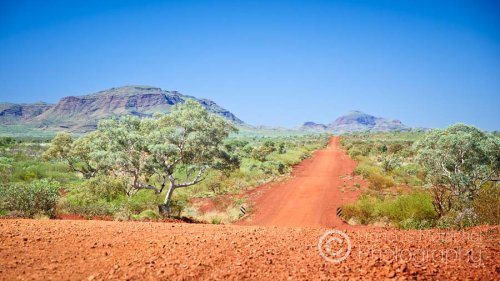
[
  {"xmin": 0, "ymin": 86, "xmax": 243, "ymax": 133},
  {"xmin": 0, "ymin": 86, "xmax": 410, "ymax": 135},
  {"xmin": 299, "ymin": 111, "xmax": 409, "ymax": 133}
]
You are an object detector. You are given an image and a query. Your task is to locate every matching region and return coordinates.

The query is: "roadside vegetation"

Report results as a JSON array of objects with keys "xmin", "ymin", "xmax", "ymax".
[
  {"xmin": 341, "ymin": 125, "xmax": 500, "ymax": 229},
  {"xmin": 0, "ymin": 101, "xmax": 329, "ymax": 223}
]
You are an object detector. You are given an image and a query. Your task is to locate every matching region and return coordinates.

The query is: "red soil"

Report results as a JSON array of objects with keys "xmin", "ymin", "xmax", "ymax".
[
  {"xmin": 239, "ymin": 136, "xmax": 365, "ymax": 229},
  {"xmin": 1, "ymin": 220, "xmax": 497, "ymax": 280}
]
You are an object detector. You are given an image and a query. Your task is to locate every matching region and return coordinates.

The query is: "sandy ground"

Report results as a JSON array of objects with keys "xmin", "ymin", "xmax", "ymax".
[
  {"xmin": 0, "ymin": 220, "xmax": 498, "ymax": 280},
  {"xmin": 1, "ymin": 137, "xmax": 498, "ymax": 280}
]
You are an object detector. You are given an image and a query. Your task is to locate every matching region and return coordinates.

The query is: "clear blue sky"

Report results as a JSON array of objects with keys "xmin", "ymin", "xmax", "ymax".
[{"xmin": 1, "ymin": 0, "xmax": 499, "ymax": 130}]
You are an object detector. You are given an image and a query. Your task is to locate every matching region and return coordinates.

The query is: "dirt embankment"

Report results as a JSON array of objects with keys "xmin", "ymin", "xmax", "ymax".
[{"xmin": 0, "ymin": 220, "xmax": 498, "ymax": 280}]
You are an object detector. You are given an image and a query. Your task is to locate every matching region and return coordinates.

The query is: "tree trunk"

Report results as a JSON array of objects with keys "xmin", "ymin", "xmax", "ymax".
[{"xmin": 160, "ymin": 184, "xmax": 176, "ymax": 217}]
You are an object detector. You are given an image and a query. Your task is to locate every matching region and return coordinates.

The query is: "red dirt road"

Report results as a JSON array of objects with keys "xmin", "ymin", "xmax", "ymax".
[{"xmin": 240, "ymin": 136, "xmax": 364, "ymax": 228}]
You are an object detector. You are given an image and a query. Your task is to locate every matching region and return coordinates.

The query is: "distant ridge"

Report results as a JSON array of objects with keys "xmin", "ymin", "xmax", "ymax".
[
  {"xmin": 299, "ymin": 111, "xmax": 409, "ymax": 133},
  {"xmin": 0, "ymin": 85, "xmax": 244, "ymax": 133}
]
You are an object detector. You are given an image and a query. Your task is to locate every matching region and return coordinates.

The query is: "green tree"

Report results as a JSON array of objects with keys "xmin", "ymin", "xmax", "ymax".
[
  {"xmin": 415, "ymin": 124, "xmax": 500, "ymax": 217},
  {"xmin": 252, "ymin": 141, "xmax": 276, "ymax": 162},
  {"xmin": 95, "ymin": 116, "xmax": 152, "ymax": 196},
  {"xmin": 144, "ymin": 100, "xmax": 236, "ymax": 215},
  {"xmin": 49, "ymin": 100, "xmax": 236, "ymax": 216},
  {"xmin": 44, "ymin": 132, "xmax": 100, "ymax": 178}
]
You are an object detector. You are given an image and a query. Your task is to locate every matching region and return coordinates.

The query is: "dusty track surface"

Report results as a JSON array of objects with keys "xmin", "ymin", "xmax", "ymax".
[
  {"xmin": 1, "ymin": 219, "xmax": 498, "ymax": 280},
  {"xmin": 239, "ymin": 136, "xmax": 364, "ymax": 228}
]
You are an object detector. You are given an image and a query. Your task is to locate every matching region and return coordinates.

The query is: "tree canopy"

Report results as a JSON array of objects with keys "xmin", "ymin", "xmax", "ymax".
[
  {"xmin": 46, "ymin": 99, "xmax": 237, "ymax": 215},
  {"xmin": 414, "ymin": 124, "xmax": 500, "ymax": 216}
]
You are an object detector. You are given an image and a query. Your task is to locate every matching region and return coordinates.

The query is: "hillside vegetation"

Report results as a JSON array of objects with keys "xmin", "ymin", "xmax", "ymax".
[
  {"xmin": 0, "ymin": 101, "xmax": 329, "ymax": 222},
  {"xmin": 341, "ymin": 126, "xmax": 500, "ymax": 229}
]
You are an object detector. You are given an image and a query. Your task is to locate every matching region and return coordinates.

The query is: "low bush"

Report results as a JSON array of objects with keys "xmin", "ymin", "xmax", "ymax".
[
  {"xmin": 343, "ymin": 191, "xmax": 437, "ymax": 229},
  {"xmin": 473, "ymin": 183, "xmax": 500, "ymax": 225},
  {"xmin": 0, "ymin": 179, "xmax": 60, "ymax": 218},
  {"xmin": 127, "ymin": 189, "xmax": 159, "ymax": 214},
  {"xmin": 62, "ymin": 176, "xmax": 128, "ymax": 217},
  {"xmin": 368, "ymin": 173, "xmax": 395, "ymax": 190},
  {"xmin": 380, "ymin": 191, "xmax": 437, "ymax": 225},
  {"xmin": 131, "ymin": 209, "xmax": 160, "ymax": 221},
  {"xmin": 342, "ymin": 194, "xmax": 380, "ymax": 224}
]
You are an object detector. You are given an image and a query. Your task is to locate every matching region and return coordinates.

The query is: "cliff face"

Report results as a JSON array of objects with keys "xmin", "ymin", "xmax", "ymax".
[
  {"xmin": 0, "ymin": 103, "xmax": 53, "ymax": 124},
  {"xmin": 1, "ymin": 86, "xmax": 244, "ymax": 132}
]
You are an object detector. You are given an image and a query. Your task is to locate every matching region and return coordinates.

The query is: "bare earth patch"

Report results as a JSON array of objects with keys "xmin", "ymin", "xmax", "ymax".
[{"xmin": 0, "ymin": 219, "xmax": 498, "ymax": 280}]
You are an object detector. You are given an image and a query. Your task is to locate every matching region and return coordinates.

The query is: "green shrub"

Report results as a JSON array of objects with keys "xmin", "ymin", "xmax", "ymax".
[
  {"xmin": 169, "ymin": 191, "xmax": 189, "ymax": 217},
  {"xmin": 387, "ymin": 143, "xmax": 403, "ymax": 154},
  {"xmin": 348, "ymin": 148, "xmax": 362, "ymax": 159},
  {"xmin": 343, "ymin": 195, "xmax": 381, "ymax": 224},
  {"xmin": 0, "ymin": 179, "xmax": 60, "ymax": 218},
  {"xmin": 380, "ymin": 191, "xmax": 437, "ymax": 224},
  {"xmin": 343, "ymin": 191, "xmax": 437, "ymax": 229},
  {"xmin": 84, "ymin": 175, "xmax": 127, "ymax": 201},
  {"xmin": 353, "ymin": 159, "xmax": 381, "ymax": 178},
  {"xmin": 127, "ymin": 189, "xmax": 158, "ymax": 213},
  {"xmin": 260, "ymin": 160, "xmax": 287, "ymax": 175},
  {"xmin": 63, "ymin": 195, "xmax": 125, "ymax": 217},
  {"xmin": 63, "ymin": 177, "xmax": 127, "ymax": 217},
  {"xmin": 399, "ymin": 218, "xmax": 433, "ymax": 230},
  {"xmin": 473, "ymin": 184, "xmax": 500, "ymax": 225},
  {"xmin": 131, "ymin": 209, "xmax": 160, "ymax": 221},
  {"xmin": 368, "ymin": 173, "xmax": 395, "ymax": 190},
  {"xmin": 211, "ymin": 216, "xmax": 222, "ymax": 224}
]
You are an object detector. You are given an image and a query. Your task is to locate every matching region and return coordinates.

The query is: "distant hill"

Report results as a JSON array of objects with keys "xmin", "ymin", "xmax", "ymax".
[
  {"xmin": 298, "ymin": 122, "xmax": 328, "ymax": 131},
  {"xmin": 299, "ymin": 111, "xmax": 409, "ymax": 133},
  {"xmin": 0, "ymin": 86, "xmax": 244, "ymax": 133},
  {"xmin": 0, "ymin": 88, "xmax": 412, "ymax": 137}
]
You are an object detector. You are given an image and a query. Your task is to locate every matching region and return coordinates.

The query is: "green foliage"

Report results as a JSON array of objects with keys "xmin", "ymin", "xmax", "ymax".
[
  {"xmin": 415, "ymin": 124, "xmax": 500, "ymax": 217},
  {"xmin": 367, "ymin": 173, "xmax": 395, "ymax": 190},
  {"xmin": 127, "ymin": 190, "xmax": 159, "ymax": 214},
  {"xmin": 0, "ymin": 179, "xmax": 60, "ymax": 218},
  {"xmin": 353, "ymin": 158, "xmax": 395, "ymax": 190},
  {"xmin": 415, "ymin": 124, "xmax": 500, "ymax": 200},
  {"xmin": 62, "ymin": 176, "xmax": 127, "ymax": 217},
  {"xmin": 473, "ymin": 183, "xmax": 500, "ymax": 225},
  {"xmin": 343, "ymin": 191, "xmax": 437, "ymax": 229},
  {"xmin": 383, "ymin": 191, "xmax": 437, "ymax": 224},
  {"xmin": 84, "ymin": 175, "xmax": 127, "ymax": 201},
  {"xmin": 132, "ymin": 209, "xmax": 160, "ymax": 221},
  {"xmin": 0, "ymin": 136, "xmax": 16, "ymax": 147},
  {"xmin": 342, "ymin": 126, "xmax": 499, "ymax": 229},
  {"xmin": 2, "ymin": 109, "xmax": 329, "ymax": 221},
  {"xmin": 62, "ymin": 179, "xmax": 158, "ymax": 218}
]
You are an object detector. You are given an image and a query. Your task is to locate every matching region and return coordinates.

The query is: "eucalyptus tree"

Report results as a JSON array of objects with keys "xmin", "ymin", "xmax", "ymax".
[
  {"xmin": 46, "ymin": 99, "xmax": 237, "ymax": 216},
  {"xmin": 44, "ymin": 132, "xmax": 101, "ymax": 178},
  {"xmin": 96, "ymin": 116, "xmax": 153, "ymax": 196},
  {"xmin": 144, "ymin": 100, "xmax": 237, "ymax": 215},
  {"xmin": 414, "ymin": 124, "xmax": 500, "ymax": 216}
]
